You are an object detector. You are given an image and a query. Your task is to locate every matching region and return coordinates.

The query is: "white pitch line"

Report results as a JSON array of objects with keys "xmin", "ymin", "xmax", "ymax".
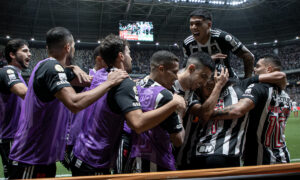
[
  {"xmin": 56, "ymin": 174, "xmax": 72, "ymax": 177},
  {"xmin": 291, "ymin": 158, "xmax": 300, "ymax": 162}
]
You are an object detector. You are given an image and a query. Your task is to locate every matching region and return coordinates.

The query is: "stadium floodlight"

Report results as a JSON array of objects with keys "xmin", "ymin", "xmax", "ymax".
[
  {"xmin": 274, "ymin": 40, "xmax": 278, "ymax": 43},
  {"xmin": 31, "ymin": 38, "xmax": 35, "ymax": 41},
  {"xmin": 6, "ymin": 35, "xmax": 10, "ymax": 39},
  {"xmin": 77, "ymin": 39, "xmax": 81, "ymax": 43},
  {"xmin": 254, "ymin": 42, "xmax": 257, "ymax": 45},
  {"xmin": 97, "ymin": 40, "xmax": 101, "ymax": 44}
]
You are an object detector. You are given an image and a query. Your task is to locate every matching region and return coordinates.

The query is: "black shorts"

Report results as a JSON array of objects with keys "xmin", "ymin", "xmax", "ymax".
[
  {"xmin": 70, "ymin": 155, "xmax": 112, "ymax": 176},
  {"xmin": 0, "ymin": 138, "xmax": 13, "ymax": 178},
  {"xmin": 60, "ymin": 145, "xmax": 73, "ymax": 170},
  {"xmin": 189, "ymin": 155, "xmax": 241, "ymax": 169},
  {"xmin": 9, "ymin": 161, "xmax": 56, "ymax": 179}
]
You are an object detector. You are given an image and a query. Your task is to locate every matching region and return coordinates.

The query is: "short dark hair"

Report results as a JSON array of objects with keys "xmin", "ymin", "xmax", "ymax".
[
  {"xmin": 46, "ymin": 27, "xmax": 73, "ymax": 51},
  {"xmin": 150, "ymin": 50, "xmax": 179, "ymax": 71},
  {"xmin": 186, "ymin": 51, "xmax": 215, "ymax": 72},
  {"xmin": 189, "ymin": 9, "xmax": 212, "ymax": 21},
  {"xmin": 5, "ymin": 39, "xmax": 28, "ymax": 63},
  {"xmin": 93, "ymin": 45, "xmax": 101, "ymax": 61},
  {"xmin": 258, "ymin": 53, "xmax": 282, "ymax": 70},
  {"xmin": 100, "ymin": 34, "xmax": 129, "ymax": 67}
]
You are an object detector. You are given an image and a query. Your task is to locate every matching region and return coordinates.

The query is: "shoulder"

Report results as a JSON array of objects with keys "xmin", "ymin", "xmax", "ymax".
[
  {"xmin": 183, "ymin": 35, "xmax": 196, "ymax": 46},
  {"xmin": 0, "ymin": 66, "xmax": 18, "ymax": 75},
  {"xmin": 210, "ymin": 28, "xmax": 223, "ymax": 38},
  {"xmin": 39, "ymin": 59, "xmax": 64, "ymax": 72},
  {"xmin": 159, "ymin": 89, "xmax": 173, "ymax": 101}
]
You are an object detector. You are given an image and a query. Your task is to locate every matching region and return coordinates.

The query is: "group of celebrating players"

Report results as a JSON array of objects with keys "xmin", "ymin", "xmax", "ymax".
[{"xmin": 0, "ymin": 9, "xmax": 292, "ymax": 179}]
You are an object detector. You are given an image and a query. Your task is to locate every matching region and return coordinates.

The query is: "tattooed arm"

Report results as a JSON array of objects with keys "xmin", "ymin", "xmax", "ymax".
[
  {"xmin": 236, "ymin": 46, "xmax": 254, "ymax": 78},
  {"xmin": 189, "ymin": 68, "xmax": 229, "ymax": 122},
  {"xmin": 210, "ymin": 98, "xmax": 255, "ymax": 121}
]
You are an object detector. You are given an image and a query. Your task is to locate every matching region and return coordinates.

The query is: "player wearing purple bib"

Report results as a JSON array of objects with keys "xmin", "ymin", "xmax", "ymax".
[
  {"xmin": 8, "ymin": 27, "xmax": 128, "ymax": 179},
  {"xmin": 70, "ymin": 35, "xmax": 185, "ymax": 176},
  {"xmin": 62, "ymin": 45, "xmax": 107, "ymax": 170},
  {"xmin": 129, "ymin": 51, "xmax": 184, "ymax": 172},
  {"xmin": 0, "ymin": 39, "xmax": 31, "ymax": 177}
]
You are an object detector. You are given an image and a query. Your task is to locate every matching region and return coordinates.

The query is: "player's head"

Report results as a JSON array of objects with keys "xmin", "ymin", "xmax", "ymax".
[
  {"xmin": 46, "ymin": 27, "xmax": 75, "ymax": 62},
  {"xmin": 196, "ymin": 64, "xmax": 234, "ymax": 100},
  {"xmin": 150, "ymin": 50, "xmax": 179, "ymax": 90},
  {"xmin": 189, "ymin": 9, "xmax": 212, "ymax": 43},
  {"xmin": 254, "ymin": 54, "xmax": 282, "ymax": 75},
  {"xmin": 100, "ymin": 34, "xmax": 131, "ymax": 72},
  {"xmin": 93, "ymin": 45, "xmax": 106, "ymax": 70},
  {"xmin": 5, "ymin": 38, "xmax": 31, "ymax": 69},
  {"xmin": 184, "ymin": 51, "xmax": 215, "ymax": 90}
]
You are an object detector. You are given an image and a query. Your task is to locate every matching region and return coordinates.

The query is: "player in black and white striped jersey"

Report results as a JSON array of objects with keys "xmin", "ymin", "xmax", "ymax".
[
  {"xmin": 209, "ymin": 54, "xmax": 290, "ymax": 166},
  {"xmin": 183, "ymin": 9, "xmax": 254, "ymax": 79},
  {"xmin": 173, "ymin": 52, "xmax": 230, "ymax": 170},
  {"xmin": 188, "ymin": 61, "xmax": 288, "ymax": 168}
]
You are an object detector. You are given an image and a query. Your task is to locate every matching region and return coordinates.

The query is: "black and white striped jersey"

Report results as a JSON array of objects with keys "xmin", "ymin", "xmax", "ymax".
[
  {"xmin": 242, "ymin": 83, "xmax": 291, "ymax": 165},
  {"xmin": 172, "ymin": 80, "xmax": 199, "ymax": 169},
  {"xmin": 191, "ymin": 85, "xmax": 248, "ymax": 159},
  {"xmin": 182, "ymin": 28, "xmax": 244, "ymax": 78}
]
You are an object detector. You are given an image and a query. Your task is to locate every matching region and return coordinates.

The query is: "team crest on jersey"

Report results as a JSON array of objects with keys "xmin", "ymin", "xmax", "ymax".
[
  {"xmin": 54, "ymin": 64, "xmax": 64, "ymax": 72},
  {"xmin": 6, "ymin": 69, "xmax": 14, "ymax": 75},
  {"xmin": 196, "ymin": 142, "xmax": 214, "ymax": 155}
]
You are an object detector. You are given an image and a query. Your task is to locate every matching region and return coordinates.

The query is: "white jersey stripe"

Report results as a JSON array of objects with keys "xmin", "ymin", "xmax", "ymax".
[
  {"xmin": 223, "ymin": 86, "xmax": 239, "ymax": 155},
  {"xmin": 256, "ymin": 87, "xmax": 273, "ymax": 165}
]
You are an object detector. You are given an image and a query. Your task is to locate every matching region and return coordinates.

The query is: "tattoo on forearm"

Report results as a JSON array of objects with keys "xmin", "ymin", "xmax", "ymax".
[
  {"xmin": 212, "ymin": 106, "xmax": 233, "ymax": 118},
  {"xmin": 243, "ymin": 53, "xmax": 254, "ymax": 78}
]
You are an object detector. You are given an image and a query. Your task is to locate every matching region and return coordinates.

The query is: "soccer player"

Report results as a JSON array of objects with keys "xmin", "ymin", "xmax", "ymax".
[
  {"xmin": 209, "ymin": 54, "xmax": 291, "ymax": 165},
  {"xmin": 292, "ymin": 101, "xmax": 298, "ymax": 117},
  {"xmin": 129, "ymin": 50, "xmax": 184, "ymax": 172},
  {"xmin": 0, "ymin": 39, "xmax": 31, "ymax": 178},
  {"xmin": 62, "ymin": 45, "xmax": 107, "ymax": 170},
  {"xmin": 8, "ymin": 27, "xmax": 128, "ymax": 179},
  {"xmin": 174, "ymin": 52, "xmax": 229, "ymax": 170},
  {"xmin": 70, "ymin": 34, "xmax": 185, "ymax": 176},
  {"xmin": 188, "ymin": 65, "xmax": 287, "ymax": 169},
  {"xmin": 183, "ymin": 9, "xmax": 254, "ymax": 79}
]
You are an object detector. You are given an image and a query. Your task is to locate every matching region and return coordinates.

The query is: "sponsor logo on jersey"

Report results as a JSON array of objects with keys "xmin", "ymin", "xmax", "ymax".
[
  {"xmin": 8, "ymin": 74, "xmax": 16, "ymax": 81},
  {"xmin": 58, "ymin": 73, "xmax": 67, "ymax": 81},
  {"xmin": 55, "ymin": 64, "xmax": 64, "ymax": 72},
  {"xmin": 56, "ymin": 80, "xmax": 69, "ymax": 86},
  {"xmin": 196, "ymin": 142, "xmax": 214, "ymax": 155}
]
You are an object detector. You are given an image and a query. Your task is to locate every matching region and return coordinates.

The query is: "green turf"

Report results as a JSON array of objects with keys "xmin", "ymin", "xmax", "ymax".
[
  {"xmin": 0, "ymin": 113, "xmax": 299, "ymax": 177},
  {"xmin": 285, "ymin": 112, "xmax": 300, "ymax": 162}
]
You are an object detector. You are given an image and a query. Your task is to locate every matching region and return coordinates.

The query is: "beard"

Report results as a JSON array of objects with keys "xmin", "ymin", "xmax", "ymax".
[
  {"xmin": 16, "ymin": 57, "xmax": 28, "ymax": 69},
  {"xmin": 66, "ymin": 50, "xmax": 75, "ymax": 65}
]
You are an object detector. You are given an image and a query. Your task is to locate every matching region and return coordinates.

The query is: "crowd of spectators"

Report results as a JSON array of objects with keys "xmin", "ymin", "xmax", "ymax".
[{"xmin": 1, "ymin": 43, "xmax": 300, "ymax": 103}]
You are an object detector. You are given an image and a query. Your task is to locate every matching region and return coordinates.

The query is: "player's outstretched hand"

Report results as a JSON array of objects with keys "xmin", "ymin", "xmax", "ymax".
[
  {"xmin": 211, "ymin": 53, "xmax": 227, "ymax": 61},
  {"xmin": 214, "ymin": 67, "xmax": 229, "ymax": 89},
  {"xmin": 107, "ymin": 69, "xmax": 129, "ymax": 86}
]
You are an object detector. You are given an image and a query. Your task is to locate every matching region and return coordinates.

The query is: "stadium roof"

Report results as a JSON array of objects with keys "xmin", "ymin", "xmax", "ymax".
[{"xmin": 0, "ymin": 0, "xmax": 300, "ymax": 46}]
